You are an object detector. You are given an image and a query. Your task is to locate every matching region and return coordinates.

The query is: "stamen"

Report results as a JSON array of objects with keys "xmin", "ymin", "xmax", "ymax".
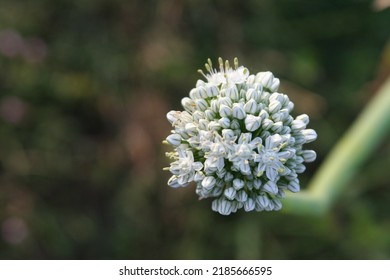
[
  {"xmin": 234, "ymin": 57, "xmax": 239, "ymax": 69},
  {"xmin": 197, "ymin": 69, "xmax": 207, "ymax": 79},
  {"xmin": 218, "ymin": 57, "xmax": 224, "ymax": 72},
  {"xmin": 225, "ymin": 59, "xmax": 230, "ymax": 72},
  {"xmin": 207, "ymin": 58, "xmax": 213, "ymax": 68},
  {"xmin": 205, "ymin": 63, "xmax": 211, "ymax": 72}
]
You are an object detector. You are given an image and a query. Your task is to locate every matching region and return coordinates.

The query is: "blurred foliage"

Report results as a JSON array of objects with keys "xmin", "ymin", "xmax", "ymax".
[{"xmin": 0, "ymin": 0, "xmax": 389, "ymax": 259}]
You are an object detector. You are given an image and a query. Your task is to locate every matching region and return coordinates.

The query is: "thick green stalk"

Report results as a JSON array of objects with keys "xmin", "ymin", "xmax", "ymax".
[
  {"xmin": 282, "ymin": 77, "xmax": 390, "ymax": 215},
  {"xmin": 235, "ymin": 214, "xmax": 262, "ymax": 259}
]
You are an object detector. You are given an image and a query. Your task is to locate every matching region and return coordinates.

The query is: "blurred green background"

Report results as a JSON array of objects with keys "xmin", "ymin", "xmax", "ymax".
[{"xmin": 0, "ymin": 0, "xmax": 390, "ymax": 259}]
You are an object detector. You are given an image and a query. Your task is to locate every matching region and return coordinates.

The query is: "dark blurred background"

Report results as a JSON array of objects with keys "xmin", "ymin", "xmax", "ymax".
[{"xmin": 0, "ymin": 0, "xmax": 390, "ymax": 259}]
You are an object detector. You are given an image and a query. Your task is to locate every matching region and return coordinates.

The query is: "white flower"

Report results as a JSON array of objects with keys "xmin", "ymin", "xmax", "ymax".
[
  {"xmin": 204, "ymin": 143, "xmax": 226, "ymax": 173},
  {"xmin": 229, "ymin": 133, "xmax": 261, "ymax": 175},
  {"xmin": 169, "ymin": 148, "xmax": 203, "ymax": 185},
  {"xmin": 207, "ymin": 72, "xmax": 226, "ymax": 86},
  {"xmin": 226, "ymin": 66, "xmax": 249, "ymax": 84},
  {"xmin": 167, "ymin": 110, "xmax": 192, "ymax": 127},
  {"xmin": 164, "ymin": 57, "xmax": 317, "ymax": 215},
  {"xmin": 198, "ymin": 58, "xmax": 227, "ymax": 86},
  {"xmin": 181, "ymin": 97, "xmax": 196, "ymax": 113},
  {"xmin": 254, "ymin": 134, "xmax": 290, "ymax": 181}
]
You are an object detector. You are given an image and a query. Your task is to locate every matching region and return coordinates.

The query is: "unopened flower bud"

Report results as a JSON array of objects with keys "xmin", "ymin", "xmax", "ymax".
[
  {"xmin": 233, "ymin": 178, "xmax": 244, "ymax": 190},
  {"xmin": 256, "ymin": 195, "xmax": 270, "ymax": 208},
  {"xmin": 224, "ymin": 187, "xmax": 237, "ymax": 200},
  {"xmin": 256, "ymin": 71, "xmax": 279, "ymax": 92},
  {"xmin": 236, "ymin": 190, "xmax": 248, "ymax": 202},
  {"xmin": 225, "ymin": 84, "xmax": 239, "ymax": 101},
  {"xmin": 262, "ymin": 118, "xmax": 274, "ymax": 130},
  {"xmin": 202, "ymin": 176, "xmax": 216, "ymax": 190},
  {"xmin": 245, "ymin": 115, "xmax": 261, "ymax": 131},
  {"xmin": 219, "ymin": 96, "xmax": 233, "ymax": 107},
  {"xmin": 167, "ymin": 176, "xmax": 179, "ymax": 188},
  {"xmin": 166, "ymin": 110, "xmax": 179, "ymax": 124},
  {"xmin": 257, "ymin": 109, "xmax": 268, "ymax": 120},
  {"xmin": 288, "ymin": 178, "xmax": 300, "ymax": 193},
  {"xmin": 302, "ymin": 129, "xmax": 317, "ymax": 143},
  {"xmin": 196, "ymin": 79, "xmax": 206, "ymax": 87},
  {"xmin": 301, "ymin": 150, "xmax": 316, "ymax": 162},
  {"xmin": 268, "ymin": 100, "xmax": 282, "ymax": 114},
  {"xmin": 222, "ymin": 129, "xmax": 235, "ymax": 140},
  {"xmin": 244, "ymin": 99, "xmax": 257, "ymax": 114},
  {"xmin": 272, "ymin": 198, "xmax": 282, "ymax": 211},
  {"xmin": 232, "ymin": 103, "xmax": 246, "ymax": 119},
  {"xmin": 296, "ymin": 114, "xmax": 309, "ymax": 125},
  {"xmin": 253, "ymin": 179, "xmax": 262, "ymax": 190},
  {"xmin": 269, "ymin": 78, "xmax": 280, "ymax": 92},
  {"xmin": 196, "ymin": 99, "xmax": 208, "ymax": 111},
  {"xmin": 294, "ymin": 163, "xmax": 306, "ymax": 173},
  {"xmin": 198, "ymin": 86, "xmax": 208, "ymax": 99},
  {"xmin": 230, "ymin": 119, "xmax": 240, "ymax": 129},
  {"xmin": 244, "ymin": 198, "xmax": 256, "ymax": 212},
  {"xmin": 263, "ymin": 181, "xmax": 278, "ymax": 195},
  {"xmin": 166, "ymin": 133, "xmax": 181, "ymax": 146},
  {"xmin": 205, "ymin": 109, "xmax": 216, "ymax": 121},
  {"xmin": 219, "ymin": 104, "xmax": 232, "ymax": 117},
  {"xmin": 185, "ymin": 123, "xmax": 197, "ymax": 135},
  {"xmin": 210, "ymin": 99, "xmax": 219, "ymax": 112},
  {"xmin": 212, "ymin": 198, "xmax": 236, "ymax": 215},
  {"xmin": 219, "ymin": 117, "xmax": 231, "ymax": 128},
  {"xmin": 246, "ymin": 75, "xmax": 255, "ymax": 85},
  {"xmin": 206, "ymin": 84, "xmax": 219, "ymax": 97},
  {"xmin": 291, "ymin": 119, "xmax": 306, "ymax": 131},
  {"xmin": 271, "ymin": 121, "xmax": 283, "ymax": 133},
  {"xmin": 208, "ymin": 121, "xmax": 221, "ymax": 131},
  {"xmin": 198, "ymin": 119, "xmax": 209, "ymax": 130},
  {"xmin": 245, "ymin": 88, "xmax": 260, "ymax": 103}
]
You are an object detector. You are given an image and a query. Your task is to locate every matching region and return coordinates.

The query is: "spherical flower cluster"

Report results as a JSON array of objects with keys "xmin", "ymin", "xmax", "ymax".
[{"xmin": 164, "ymin": 58, "xmax": 317, "ymax": 215}]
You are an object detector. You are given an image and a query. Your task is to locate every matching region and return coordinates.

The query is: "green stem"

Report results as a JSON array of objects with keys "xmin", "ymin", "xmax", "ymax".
[
  {"xmin": 235, "ymin": 213, "xmax": 262, "ymax": 259},
  {"xmin": 283, "ymin": 76, "xmax": 390, "ymax": 216}
]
